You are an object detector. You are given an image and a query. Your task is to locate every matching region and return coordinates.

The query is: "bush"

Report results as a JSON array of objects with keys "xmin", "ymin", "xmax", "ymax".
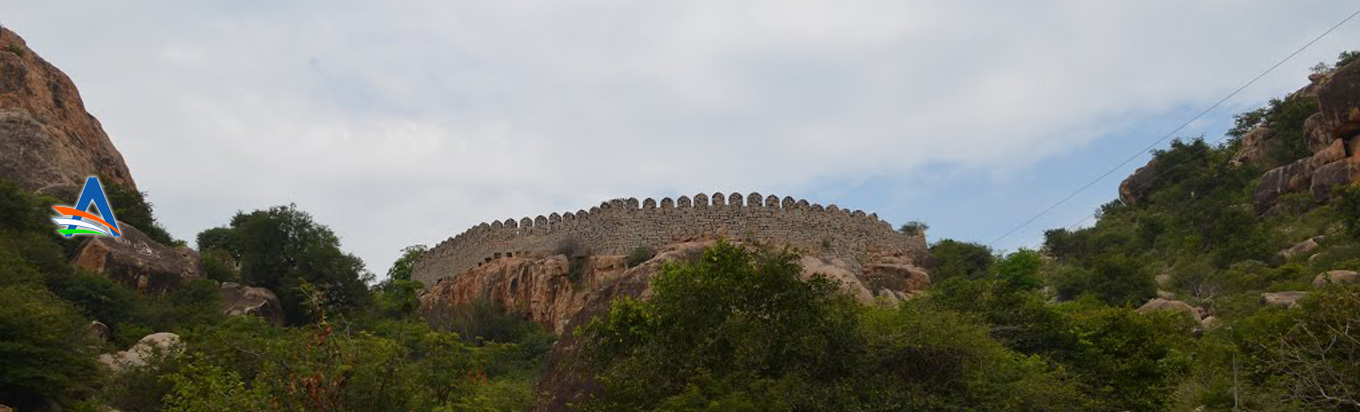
[
  {"xmin": 0, "ymin": 285, "xmax": 98, "ymax": 409},
  {"xmin": 626, "ymin": 245, "xmax": 655, "ymax": 267},
  {"xmin": 898, "ymin": 220, "xmax": 929, "ymax": 236}
]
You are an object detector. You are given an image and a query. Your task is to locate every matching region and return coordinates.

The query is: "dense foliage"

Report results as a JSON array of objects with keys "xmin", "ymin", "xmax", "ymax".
[
  {"xmin": 196, "ymin": 204, "xmax": 373, "ymax": 325},
  {"xmin": 580, "ymin": 241, "xmax": 1090, "ymax": 412}
]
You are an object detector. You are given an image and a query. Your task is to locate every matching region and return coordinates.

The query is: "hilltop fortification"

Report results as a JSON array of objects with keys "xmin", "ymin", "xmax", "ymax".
[{"xmin": 411, "ymin": 192, "xmax": 926, "ymax": 286}]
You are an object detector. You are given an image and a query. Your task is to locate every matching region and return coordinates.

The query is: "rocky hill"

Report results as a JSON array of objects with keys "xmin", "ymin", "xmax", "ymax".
[
  {"xmin": 1120, "ymin": 56, "xmax": 1360, "ymax": 213},
  {"xmin": 0, "ymin": 27, "xmax": 136, "ymax": 195}
]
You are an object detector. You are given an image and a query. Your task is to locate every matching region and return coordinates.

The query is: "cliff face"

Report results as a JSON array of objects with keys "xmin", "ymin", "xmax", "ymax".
[{"xmin": 0, "ymin": 27, "xmax": 136, "ymax": 195}]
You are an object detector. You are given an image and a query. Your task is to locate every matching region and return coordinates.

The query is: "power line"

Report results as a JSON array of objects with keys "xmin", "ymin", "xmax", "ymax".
[{"xmin": 988, "ymin": 5, "xmax": 1360, "ymax": 247}]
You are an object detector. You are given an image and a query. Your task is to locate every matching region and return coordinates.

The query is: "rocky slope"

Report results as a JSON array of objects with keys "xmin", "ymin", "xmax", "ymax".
[{"xmin": 0, "ymin": 27, "xmax": 136, "ymax": 195}]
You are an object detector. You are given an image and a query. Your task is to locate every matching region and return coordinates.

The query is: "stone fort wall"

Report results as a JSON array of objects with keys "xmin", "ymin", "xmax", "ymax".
[{"xmin": 411, "ymin": 192, "xmax": 927, "ymax": 286}]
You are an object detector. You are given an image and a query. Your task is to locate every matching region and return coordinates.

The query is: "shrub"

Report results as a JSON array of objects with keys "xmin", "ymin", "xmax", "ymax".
[
  {"xmin": 626, "ymin": 245, "xmax": 655, "ymax": 267},
  {"xmin": 898, "ymin": 220, "xmax": 929, "ymax": 236}
]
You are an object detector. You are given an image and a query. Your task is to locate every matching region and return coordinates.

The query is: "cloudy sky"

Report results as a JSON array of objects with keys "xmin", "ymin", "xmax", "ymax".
[{"xmin": 5, "ymin": 1, "xmax": 1358, "ymax": 277}]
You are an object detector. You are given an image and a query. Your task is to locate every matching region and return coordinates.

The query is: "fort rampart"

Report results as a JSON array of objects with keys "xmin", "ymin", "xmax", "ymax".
[{"xmin": 411, "ymin": 192, "xmax": 926, "ymax": 286}]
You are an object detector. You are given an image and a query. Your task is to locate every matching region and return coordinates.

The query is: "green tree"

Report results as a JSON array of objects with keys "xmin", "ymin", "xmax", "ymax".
[
  {"xmin": 197, "ymin": 204, "xmax": 371, "ymax": 324},
  {"xmin": 928, "ymin": 239, "xmax": 994, "ymax": 282},
  {"xmin": 387, "ymin": 244, "xmax": 428, "ymax": 282}
]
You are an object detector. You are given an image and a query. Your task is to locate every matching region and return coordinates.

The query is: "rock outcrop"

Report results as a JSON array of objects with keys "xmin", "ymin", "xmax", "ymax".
[
  {"xmin": 1118, "ymin": 159, "xmax": 1159, "ymax": 205},
  {"xmin": 0, "ymin": 27, "xmax": 135, "ymax": 194},
  {"xmin": 70, "ymin": 222, "xmax": 205, "ymax": 294},
  {"xmin": 1316, "ymin": 58, "xmax": 1360, "ymax": 141},
  {"xmin": 1249, "ymin": 59, "xmax": 1360, "ymax": 212},
  {"xmin": 1123, "ymin": 57, "xmax": 1360, "ymax": 213},
  {"xmin": 219, "ymin": 282, "xmax": 286, "ymax": 325}
]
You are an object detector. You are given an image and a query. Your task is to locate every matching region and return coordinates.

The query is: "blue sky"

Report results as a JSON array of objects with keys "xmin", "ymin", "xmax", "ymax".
[{"xmin": 4, "ymin": 1, "xmax": 1357, "ymax": 277}]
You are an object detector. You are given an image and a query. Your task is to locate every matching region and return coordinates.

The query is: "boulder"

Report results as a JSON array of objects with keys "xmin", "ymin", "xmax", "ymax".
[
  {"xmin": 1310, "ymin": 158, "xmax": 1360, "ymax": 203},
  {"xmin": 1304, "ymin": 113, "xmax": 1337, "ymax": 154},
  {"xmin": 0, "ymin": 27, "xmax": 136, "ymax": 194},
  {"xmin": 1156, "ymin": 290, "xmax": 1176, "ymax": 300},
  {"xmin": 70, "ymin": 222, "xmax": 205, "ymax": 294},
  {"xmin": 1200, "ymin": 316, "xmax": 1220, "ymax": 330},
  {"xmin": 1280, "ymin": 236, "xmax": 1324, "ymax": 260},
  {"xmin": 219, "ymin": 282, "xmax": 286, "ymax": 325},
  {"xmin": 1261, "ymin": 291, "xmax": 1310, "ymax": 309},
  {"xmin": 1136, "ymin": 298, "xmax": 1203, "ymax": 321},
  {"xmin": 1312, "ymin": 270, "xmax": 1358, "ymax": 288},
  {"xmin": 1118, "ymin": 159, "xmax": 1159, "ymax": 205},
  {"xmin": 1254, "ymin": 158, "xmax": 1316, "ymax": 213},
  {"xmin": 98, "ymin": 332, "xmax": 183, "ymax": 374},
  {"xmin": 1316, "ymin": 57, "xmax": 1360, "ymax": 140}
]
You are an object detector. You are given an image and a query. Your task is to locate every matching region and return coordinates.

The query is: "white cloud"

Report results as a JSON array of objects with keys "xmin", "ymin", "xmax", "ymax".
[{"xmin": 4, "ymin": 0, "xmax": 1357, "ymax": 273}]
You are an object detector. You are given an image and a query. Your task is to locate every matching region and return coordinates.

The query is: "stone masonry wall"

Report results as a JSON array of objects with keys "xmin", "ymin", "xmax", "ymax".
[{"xmin": 411, "ymin": 192, "xmax": 927, "ymax": 286}]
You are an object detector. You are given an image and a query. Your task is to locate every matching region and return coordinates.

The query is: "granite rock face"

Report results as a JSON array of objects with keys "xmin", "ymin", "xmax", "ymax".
[{"xmin": 0, "ymin": 27, "xmax": 135, "ymax": 195}]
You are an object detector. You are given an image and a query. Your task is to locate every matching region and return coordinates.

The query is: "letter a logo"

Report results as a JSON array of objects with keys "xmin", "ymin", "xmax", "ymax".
[{"xmin": 51, "ymin": 177, "xmax": 123, "ymax": 237}]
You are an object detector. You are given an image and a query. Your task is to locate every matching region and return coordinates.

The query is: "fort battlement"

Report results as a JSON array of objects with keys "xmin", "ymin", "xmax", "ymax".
[{"xmin": 411, "ymin": 192, "xmax": 927, "ymax": 286}]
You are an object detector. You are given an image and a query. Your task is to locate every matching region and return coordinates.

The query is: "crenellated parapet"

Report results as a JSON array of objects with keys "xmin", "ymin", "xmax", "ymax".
[{"xmin": 411, "ymin": 192, "xmax": 927, "ymax": 286}]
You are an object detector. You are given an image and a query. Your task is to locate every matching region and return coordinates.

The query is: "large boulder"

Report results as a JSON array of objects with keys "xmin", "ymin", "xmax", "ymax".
[
  {"xmin": 1118, "ymin": 158, "xmax": 1159, "ymax": 205},
  {"xmin": 98, "ymin": 332, "xmax": 183, "ymax": 374},
  {"xmin": 1261, "ymin": 291, "xmax": 1310, "ymax": 309},
  {"xmin": 1254, "ymin": 158, "xmax": 1316, "ymax": 212},
  {"xmin": 1316, "ymin": 57, "xmax": 1360, "ymax": 141},
  {"xmin": 1311, "ymin": 158, "xmax": 1360, "ymax": 203},
  {"xmin": 0, "ymin": 27, "xmax": 135, "ymax": 194},
  {"xmin": 219, "ymin": 282, "xmax": 286, "ymax": 325},
  {"xmin": 70, "ymin": 222, "xmax": 205, "ymax": 294},
  {"xmin": 1312, "ymin": 270, "xmax": 1358, "ymax": 288}
]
